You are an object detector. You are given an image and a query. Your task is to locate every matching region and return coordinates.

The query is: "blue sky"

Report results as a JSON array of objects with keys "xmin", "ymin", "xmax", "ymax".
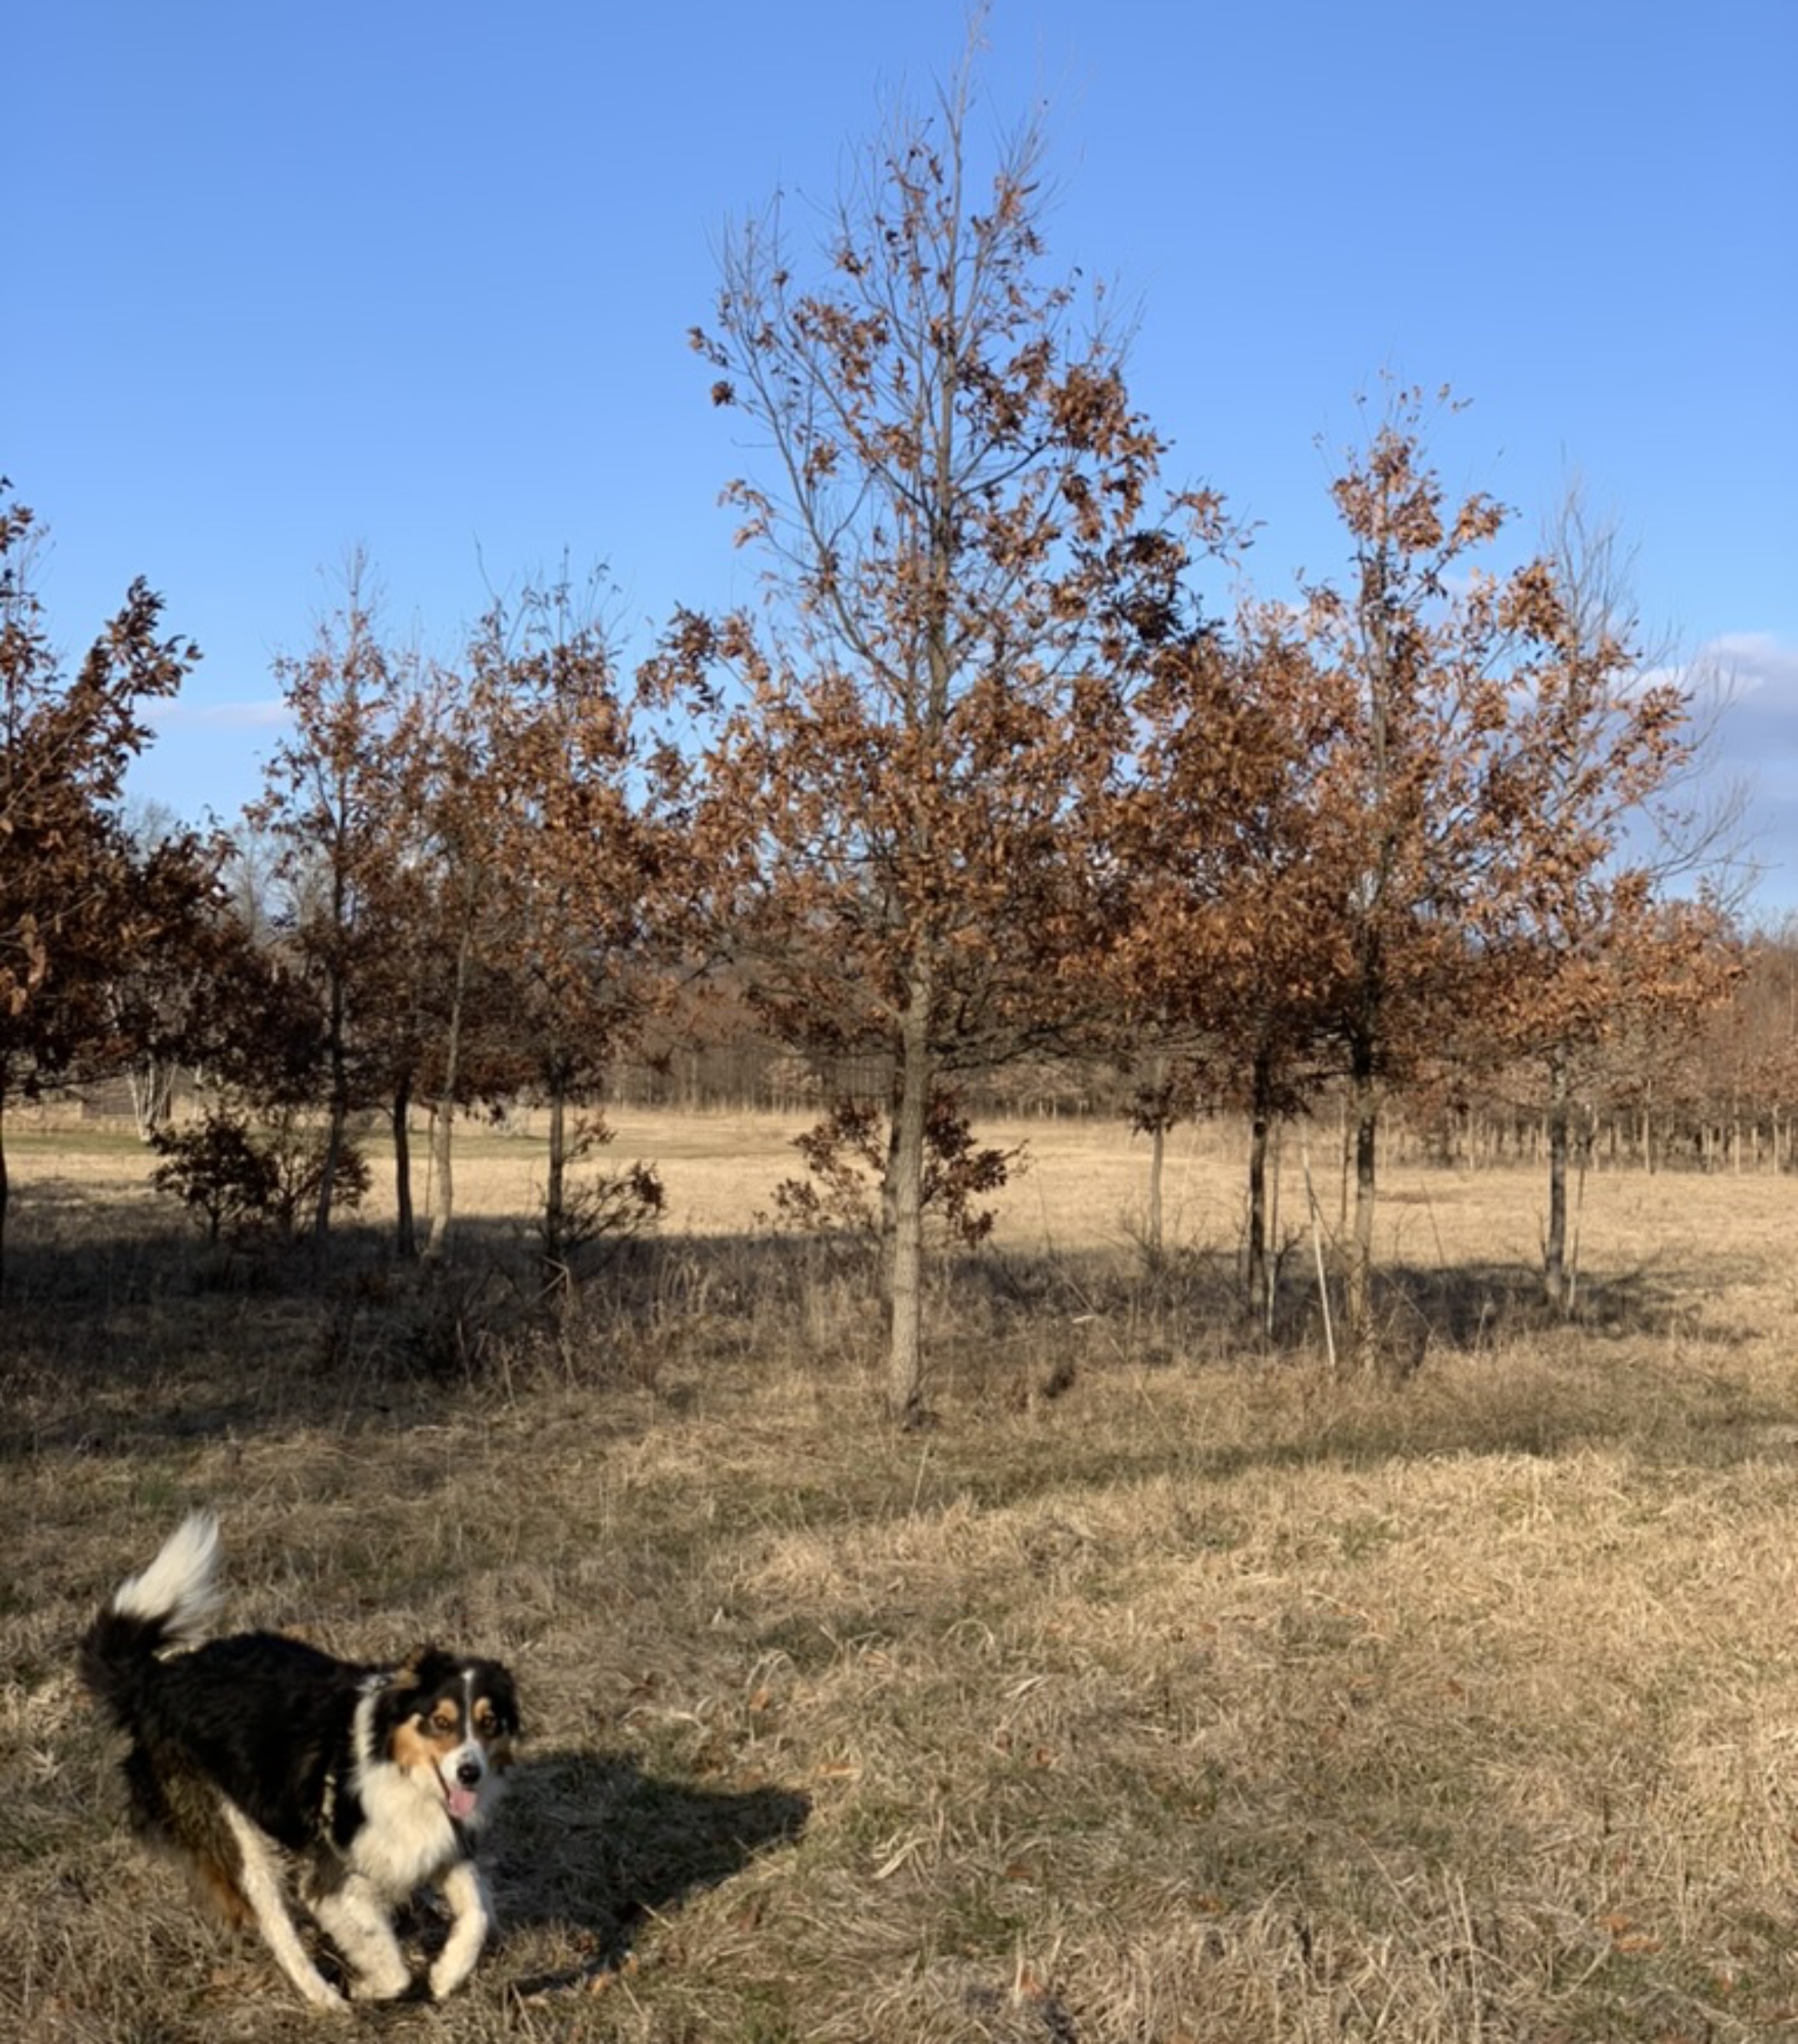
[{"xmin": 9, "ymin": 2, "xmax": 1795, "ymax": 907}]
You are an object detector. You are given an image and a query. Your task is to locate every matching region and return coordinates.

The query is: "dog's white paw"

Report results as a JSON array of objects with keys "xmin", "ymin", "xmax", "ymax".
[
  {"xmin": 428, "ymin": 1953, "xmax": 482, "ymax": 2001},
  {"xmin": 348, "ymin": 1967, "xmax": 412, "ymax": 2004}
]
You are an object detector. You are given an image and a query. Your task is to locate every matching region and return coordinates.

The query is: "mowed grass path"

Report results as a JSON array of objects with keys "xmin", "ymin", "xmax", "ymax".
[{"xmin": 6, "ymin": 1116, "xmax": 1798, "ymax": 2041}]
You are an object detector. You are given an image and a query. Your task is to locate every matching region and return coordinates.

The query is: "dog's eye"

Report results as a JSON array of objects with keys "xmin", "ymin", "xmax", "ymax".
[
  {"xmin": 429, "ymin": 1703, "xmax": 458, "ymax": 1733},
  {"xmin": 473, "ymin": 1701, "xmax": 496, "ymax": 1733}
]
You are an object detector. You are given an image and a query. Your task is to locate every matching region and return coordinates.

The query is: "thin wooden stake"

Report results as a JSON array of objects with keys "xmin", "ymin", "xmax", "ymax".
[{"xmin": 1300, "ymin": 1132, "xmax": 1336, "ymax": 1374}]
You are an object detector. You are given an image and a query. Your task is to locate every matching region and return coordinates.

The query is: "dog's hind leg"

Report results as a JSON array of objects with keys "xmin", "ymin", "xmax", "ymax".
[
  {"xmin": 427, "ymin": 1857, "xmax": 492, "ymax": 2000},
  {"xmin": 219, "ymin": 1803, "xmax": 347, "ymax": 2013},
  {"xmin": 309, "ymin": 1875, "xmax": 412, "ymax": 2002}
]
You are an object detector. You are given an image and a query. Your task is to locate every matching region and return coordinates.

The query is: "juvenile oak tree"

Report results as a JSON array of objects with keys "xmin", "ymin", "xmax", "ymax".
[
  {"xmin": 1121, "ymin": 613, "xmax": 1346, "ymax": 1316},
  {"xmin": 250, "ymin": 555, "xmax": 430, "ymax": 1260},
  {"xmin": 0, "ymin": 483, "xmax": 204, "ymax": 1281},
  {"xmin": 1283, "ymin": 389, "xmax": 1702, "ymax": 1365},
  {"xmin": 448, "ymin": 573, "xmax": 673, "ymax": 1281},
  {"xmin": 670, "ymin": 60, "xmax": 1212, "ymax": 1421},
  {"xmin": 1491, "ymin": 491, "xmax": 1732, "ymax": 1307}
]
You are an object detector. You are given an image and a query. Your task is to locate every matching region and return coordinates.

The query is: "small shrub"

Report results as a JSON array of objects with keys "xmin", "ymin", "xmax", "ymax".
[
  {"xmin": 766, "ymin": 1093, "xmax": 1025, "ymax": 1249},
  {"xmin": 149, "ymin": 1112, "xmax": 279, "ymax": 1242},
  {"xmin": 261, "ymin": 1111, "xmax": 372, "ymax": 1237},
  {"xmin": 538, "ymin": 1113, "xmax": 666, "ymax": 1275},
  {"xmin": 767, "ymin": 1098, "xmax": 887, "ymax": 1240},
  {"xmin": 149, "ymin": 1107, "xmax": 370, "ymax": 1243},
  {"xmin": 406, "ymin": 1262, "xmax": 517, "ymax": 1381}
]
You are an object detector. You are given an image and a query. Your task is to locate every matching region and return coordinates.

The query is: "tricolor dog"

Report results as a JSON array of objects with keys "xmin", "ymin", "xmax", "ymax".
[{"xmin": 79, "ymin": 1513, "xmax": 519, "ymax": 2010}]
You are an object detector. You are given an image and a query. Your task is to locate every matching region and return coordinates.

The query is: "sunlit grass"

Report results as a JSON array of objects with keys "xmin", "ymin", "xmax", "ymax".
[{"xmin": 6, "ymin": 1115, "xmax": 1798, "ymax": 2040}]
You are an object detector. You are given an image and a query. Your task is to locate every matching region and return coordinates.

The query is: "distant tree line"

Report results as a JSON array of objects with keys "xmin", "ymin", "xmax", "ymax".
[{"xmin": 1, "ymin": 49, "xmax": 1758, "ymax": 1408}]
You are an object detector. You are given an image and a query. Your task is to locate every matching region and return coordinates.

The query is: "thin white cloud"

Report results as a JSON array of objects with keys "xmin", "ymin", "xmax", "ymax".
[
  {"xmin": 1643, "ymin": 632, "xmax": 1798, "ymax": 709},
  {"xmin": 146, "ymin": 697, "xmax": 291, "ymax": 732},
  {"xmin": 1692, "ymin": 636, "xmax": 1798, "ymax": 778},
  {"xmin": 1703, "ymin": 632, "xmax": 1798, "ymax": 704},
  {"xmin": 1672, "ymin": 633, "xmax": 1798, "ymax": 909}
]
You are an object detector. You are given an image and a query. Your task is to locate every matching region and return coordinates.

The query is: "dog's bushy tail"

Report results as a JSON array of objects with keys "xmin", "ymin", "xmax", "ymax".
[{"xmin": 80, "ymin": 1512, "xmax": 222, "ymax": 1730}]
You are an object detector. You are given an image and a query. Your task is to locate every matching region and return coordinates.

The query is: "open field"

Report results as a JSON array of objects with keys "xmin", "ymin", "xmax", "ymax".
[{"xmin": 8, "ymin": 1115, "xmax": 1798, "ymax": 2041}]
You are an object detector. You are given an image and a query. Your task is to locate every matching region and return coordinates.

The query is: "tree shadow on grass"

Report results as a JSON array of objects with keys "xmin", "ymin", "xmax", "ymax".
[
  {"xmin": 960, "ymin": 1234, "xmax": 1727, "ymax": 1364},
  {"xmin": 1373, "ymin": 1255, "xmax": 1710, "ymax": 1350},
  {"xmin": 497, "ymin": 1748, "xmax": 810, "ymax": 1996}
]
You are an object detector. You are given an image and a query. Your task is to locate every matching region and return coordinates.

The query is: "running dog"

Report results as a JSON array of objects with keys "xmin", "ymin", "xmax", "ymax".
[{"xmin": 79, "ymin": 1513, "xmax": 520, "ymax": 2010}]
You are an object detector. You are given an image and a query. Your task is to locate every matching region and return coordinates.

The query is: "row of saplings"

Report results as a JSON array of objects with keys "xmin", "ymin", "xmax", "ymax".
[
  {"xmin": 148, "ymin": 1094, "xmax": 1019, "ymax": 1264},
  {"xmin": 146, "ymin": 1105, "xmax": 665, "ymax": 1263}
]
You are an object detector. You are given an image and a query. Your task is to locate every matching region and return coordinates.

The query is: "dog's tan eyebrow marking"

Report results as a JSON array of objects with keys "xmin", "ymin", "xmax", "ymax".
[{"xmin": 391, "ymin": 1714, "xmax": 445, "ymax": 1771}]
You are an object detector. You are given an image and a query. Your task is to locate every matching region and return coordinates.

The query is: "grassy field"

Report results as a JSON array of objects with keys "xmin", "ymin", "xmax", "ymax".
[{"xmin": 7, "ymin": 1112, "xmax": 1798, "ymax": 2041}]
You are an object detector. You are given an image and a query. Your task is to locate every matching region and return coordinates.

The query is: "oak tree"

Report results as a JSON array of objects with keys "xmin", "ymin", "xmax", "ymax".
[
  {"xmin": 1479, "ymin": 492, "xmax": 1727, "ymax": 1306},
  {"xmin": 669, "ymin": 57, "xmax": 1211, "ymax": 1419},
  {"xmin": 1278, "ymin": 389, "xmax": 1707, "ymax": 1364},
  {"xmin": 1121, "ymin": 612, "xmax": 1345, "ymax": 1317},
  {"xmin": 0, "ymin": 483, "xmax": 204, "ymax": 1282},
  {"xmin": 249, "ymin": 554, "xmax": 431, "ymax": 1260},
  {"xmin": 429, "ymin": 572, "xmax": 671, "ymax": 1278}
]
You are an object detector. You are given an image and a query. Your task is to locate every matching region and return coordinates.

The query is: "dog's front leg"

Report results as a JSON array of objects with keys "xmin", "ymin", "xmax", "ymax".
[
  {"xmin": 310, "ymin": 1876, "xmax": 412, "ymax": 2002},
  {"xmin": 428, "ymin": 1857, "xmax": 491, "ymax": 1999},
  {"xmin": 221, "ymin": 1806, "xmax": 348, "ymax": 2013}
]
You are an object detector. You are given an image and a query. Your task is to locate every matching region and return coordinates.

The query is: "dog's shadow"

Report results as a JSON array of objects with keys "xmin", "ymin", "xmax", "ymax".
[{"xmin": 491, "ymin": 1748, "xmax": 810, "ymax": 1995}]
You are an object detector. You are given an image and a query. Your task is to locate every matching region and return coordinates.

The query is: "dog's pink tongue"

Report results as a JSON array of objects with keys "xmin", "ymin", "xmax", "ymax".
[{"xmin": 445, "ymin": 1781, "xmax": 479, "ymax": 1821}]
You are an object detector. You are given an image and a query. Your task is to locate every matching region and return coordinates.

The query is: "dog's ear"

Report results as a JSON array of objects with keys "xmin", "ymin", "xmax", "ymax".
[
  {"xmin": 482, "ymin": 1662, "xmax": 522, "ymax": 1737},
  {"xmin": 371, "ymin": 1648, "xmax": 435, "ymax": 1737},
  {"xmin": 393, "ymin": 1644, "xmax": 439, "ymax": 1689}
]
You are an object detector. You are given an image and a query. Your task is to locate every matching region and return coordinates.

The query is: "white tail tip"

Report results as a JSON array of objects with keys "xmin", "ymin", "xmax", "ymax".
[{"xmin": 112, "ymin": 1511, "xmax": 223, "ymax": 1644}]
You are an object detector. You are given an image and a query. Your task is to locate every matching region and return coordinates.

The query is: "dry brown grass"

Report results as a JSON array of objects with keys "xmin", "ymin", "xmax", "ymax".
[{"xmin": 7, "ymin": 1114, "xmax": 1798, "ymax": 2041}]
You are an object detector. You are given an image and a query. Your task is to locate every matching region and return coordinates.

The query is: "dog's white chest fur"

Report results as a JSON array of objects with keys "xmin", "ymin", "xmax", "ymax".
[{"xmin": 350, "ymin": 1757, "xmax": 462, "ymax": 1894}]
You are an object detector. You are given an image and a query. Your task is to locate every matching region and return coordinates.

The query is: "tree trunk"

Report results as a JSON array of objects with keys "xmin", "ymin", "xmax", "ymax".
[
  {"xmin": 314, "ymin": 1093, "xmax": 348, "ymax": 1267},
  {"xmin": 424, "ymin": 922, "xmax": 474, "ymax": 1264},
  {"xmin": 544, "ymin": 1076, "xmax": 569, "ymax": 1272},
  {"xmin": 0, "ymin": 1077, "xmax": 9, "ymax": 1300},
  {"xmin": 1146, "ymin": 1116, "xmax": 1166, "ymax": 1264},
  {"xmin": 424, "ymin": 1102, "xmax": 455, "ymax": 1262},
  {"xmin": 885, "ymin": 977, "xmax": 932, "ymax": 1426},
  {"xmin": 128, "ymin": 1057, "xmax": 176, "ymax": 1142},
  {"xmin": 1342, "ymin": 1051, "xmax": 1380, "ymax": 1374},
  {"xmin": 391, "ymin": 1077, "xmax": 416, "ymax": 1260},
  {"xmin": 1244, "ymin": 1043, "xmax": 1282, "ymax": 1320},
  {"xmin": 1246, "ymin": 1105, "xmax": 1271, "ymax": 1323},
  {"xmin": 1542, "ymin": 1048, "xmax": 1571, "ymax": 1312}
]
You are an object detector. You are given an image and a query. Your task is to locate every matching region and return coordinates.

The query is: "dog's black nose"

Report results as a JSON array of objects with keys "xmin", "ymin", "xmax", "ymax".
[{"xmin": 457, "ymin": 1760, "xmax": 483, "ymax": 1788}]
